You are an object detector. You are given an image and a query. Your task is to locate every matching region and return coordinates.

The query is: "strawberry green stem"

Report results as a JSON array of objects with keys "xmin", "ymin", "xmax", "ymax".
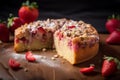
[
  {"xmin": 22, "ymin": 0, "xmax": 38, "ymax": 9},
  {"xmin": 0, "ymin": 19, "xmax": 6, "ymax": 24},
  {"xmin": 108, "ymin": 14, "xmax": 120, "ymax": 20}
]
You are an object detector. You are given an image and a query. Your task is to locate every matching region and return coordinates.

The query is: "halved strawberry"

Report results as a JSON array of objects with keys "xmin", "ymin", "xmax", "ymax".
[
  {"xmin": 9, "ymin": 58, "xmax": 20, "ymax": 70},
  {"xmin": 25, "ymin": 51, "xmax": 36, "ymax": 62},
  {"xmin": 106, "ymin": 31, "xmax": 120, "ymax": 44},
  {"xmin": 80, "ymin": 64, "xmax": 95, "ymax": 74}
]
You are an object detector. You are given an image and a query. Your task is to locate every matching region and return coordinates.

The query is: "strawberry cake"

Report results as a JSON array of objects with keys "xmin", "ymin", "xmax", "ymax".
[{"xmin": 14, "ymin": 18, "xmax": 99, "ymax": 64}]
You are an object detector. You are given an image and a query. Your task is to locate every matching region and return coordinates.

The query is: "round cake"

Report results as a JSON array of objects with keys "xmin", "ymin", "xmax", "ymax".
[{"xmin": 14, "ymin": 18, "xmax": 99, "ymax": 64}]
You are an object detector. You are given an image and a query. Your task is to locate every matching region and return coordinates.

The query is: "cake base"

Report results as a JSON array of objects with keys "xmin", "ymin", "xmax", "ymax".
[{"xmin": 0, "ymin": 34, "xmax": 120, "ymax": 80}]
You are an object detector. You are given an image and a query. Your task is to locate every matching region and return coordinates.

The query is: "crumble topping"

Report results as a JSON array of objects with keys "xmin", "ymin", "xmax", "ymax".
[
  {"xmin": 60, "ymin": 20, "xmax": 98, "ymax": 38},
  {"xmin": 15, "ymin": 18, "xmax": 99, "ymax": 46}
]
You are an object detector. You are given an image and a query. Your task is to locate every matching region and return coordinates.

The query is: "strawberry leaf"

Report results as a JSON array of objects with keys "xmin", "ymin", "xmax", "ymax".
[
  {"xmin": 7, "ymin": 13, "xmax": 14, "ymax": 28},
  {"xmin": 108, "ymin": 14, "xmax": 120, "ymax": 20},
  {"xmin": 22, "ymin": 0, "xmax": 38, "ymax": 9},
  {"xmin": 117, "ymin": 62, "xmax": 120, "ymax": 70}
]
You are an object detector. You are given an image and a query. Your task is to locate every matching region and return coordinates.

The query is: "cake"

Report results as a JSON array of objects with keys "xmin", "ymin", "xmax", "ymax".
[
  {"xmin": 14, "ymin": 18, "xmax": 99, "ymax": 64},
  {"xmin": 54, "ymin": 20, "xmax": 99, "ymax": 64}
]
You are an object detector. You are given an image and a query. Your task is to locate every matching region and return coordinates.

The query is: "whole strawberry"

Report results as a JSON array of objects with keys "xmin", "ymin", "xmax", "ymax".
[
  {"xmin": 101, "ymin": 56, "xmax": 120, "ymax": 77},
  {"xmin": 105, "ymin": 14, "xmax": 120, "ymax": 33},
  {"xmin": 18, "ymin": 0, "xmax": 39, "ymax": 23},
  {"xmin": 8, "ymin": 14, "xmax": 24, "ymax": 34},
  {"xmin": 106, "ymin": 31, "xmax": 120, "ymax": 44},
  {"xmin": 0, "ymin": 21, "xmax": 9, "ymax": 42}
]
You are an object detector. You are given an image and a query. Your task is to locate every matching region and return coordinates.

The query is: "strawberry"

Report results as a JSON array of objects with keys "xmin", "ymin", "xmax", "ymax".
[
  {"xmin": 37, "ymin": 27, "xmax": 46, "ymax": 34},
  {"xmin": 80, "ymin": 64, "xmax": 95, "ymax": 74},
  {"xmin": 0, "ymin": 21, "xmax": 9, "ymax": 42},
  {"xmin": 9, "ymin": 58, "xmax": 20, "ymax": 70},
  {"xmin": 8, "ymin": 14, "xmax": 24, "ymax": 34},
  {"xmin": 25, "ymin": 51, "xmax": 36, "ymax": 62},
  {"xmin": 68, "ymin": 26, "xmax": 75, "ymax": 29},
  {"xmin": 58, "ymin": 32, "xmax": 63, "ymax": 40},
  {"xmin": 18, "ymin": 0, "xmax": 39, "ymax": 23},
  {"xmin": 101, "ymin": 56, "xmax": 120, "ymax": 77},
  {"xmin": 106, "ymin": 31, "xmax": 120, "ymax": 44},
  {"xmin": 105, "ymin": 14, "xmax": 120, "ymax": 33}
]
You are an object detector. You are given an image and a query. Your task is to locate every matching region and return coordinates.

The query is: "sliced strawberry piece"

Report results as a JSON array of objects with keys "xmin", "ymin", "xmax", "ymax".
[
  {"xmin": 80, "ymin": 64, "xmax": 95, "ymax": 74},
  {"xmin": 25, "ymin": 51, "xmax": 36, "ymax": 62},
  {"xmin": 68, "ymin": 26, "xmax": 75, "ymax": 29},
  {"xmin": 58, "ymin": 32, "xmax": 63, "ymax": 40},
  {"xmin": 9, "ymin": 58, "xmax": 20, "ymax": 70},
  {"xmin": 15, "ymin": 38, "xmax": 19, "ymax": 43},
  {"xmin": 37, "ymin": 27, "xmax": 46, "ymax": 34}
]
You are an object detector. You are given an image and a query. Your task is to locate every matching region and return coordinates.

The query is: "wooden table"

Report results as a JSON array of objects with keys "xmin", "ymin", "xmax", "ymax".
[{"xmin": 0, "ymin": 34, "xmax": 120, "ymax": 80}]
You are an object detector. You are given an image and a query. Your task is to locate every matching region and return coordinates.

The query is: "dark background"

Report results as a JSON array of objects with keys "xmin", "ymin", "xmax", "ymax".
[{"xmin": 0, "ymin": 0, "xmax": 120, "ymax": 33}]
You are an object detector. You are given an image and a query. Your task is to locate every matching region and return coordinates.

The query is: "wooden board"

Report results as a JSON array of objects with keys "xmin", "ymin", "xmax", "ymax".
[{"xmin": 0, "ymin": 34, "xmax": 120, "ymax": 80}]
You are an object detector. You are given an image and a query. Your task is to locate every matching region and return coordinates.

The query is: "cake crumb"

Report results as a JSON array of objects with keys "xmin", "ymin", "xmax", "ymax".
[
  {"xmin": 42, "ymin": 48, "xmax": 47, "ymax": 52},
  {"xmin": 53, "ymin": 54, "xmax": 59, "ymax": 58},
  {"xmin": 24, "ymin": 68, "xmax": 28, "ymax": 72},
  {"xmin": 51, "ymin": 57, "xmax": 56, "ymax": 60}
]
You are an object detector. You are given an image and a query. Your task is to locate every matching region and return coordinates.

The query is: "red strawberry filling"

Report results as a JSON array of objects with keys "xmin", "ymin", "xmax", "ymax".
[
  {"xmin": 72, "ymin": 43, "xmax": 80, "ymax": 52},
  {"xmin": 68, "ymin": 40, "xmax": 72, "ymax": 49},
  {"xmin": 15, "ymin": 37, "xmax": 28, "ymax": 43},
  {"xmin": 57, "ymin": 31, "xmax": 63, "ymax": 40},
  {"xmin": 68, "ymin": 26, "xmax": 75, "ymax": 29},
  {"xmin": 38, "ymin": 27, "xmax": 46, "ymax": 34}
]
